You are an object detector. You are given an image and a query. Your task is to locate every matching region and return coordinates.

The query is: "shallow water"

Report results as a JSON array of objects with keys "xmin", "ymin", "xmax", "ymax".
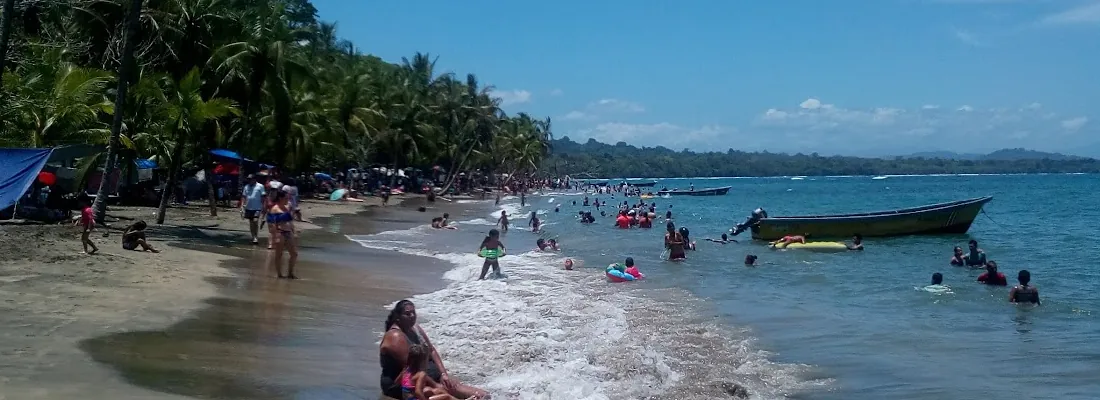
[{"xmin": 351, "ymin": 174, "xmax": 1100, "ymax": 400}]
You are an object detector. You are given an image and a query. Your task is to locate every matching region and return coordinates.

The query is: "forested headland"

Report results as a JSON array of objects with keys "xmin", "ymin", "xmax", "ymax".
[
  {"xmin": 543, "ymin": 137, "xmax": 1100, "ymax": 178},
  {"xmin": 0, "ymin": 0, "xmax": 552, "ymax": 218}
]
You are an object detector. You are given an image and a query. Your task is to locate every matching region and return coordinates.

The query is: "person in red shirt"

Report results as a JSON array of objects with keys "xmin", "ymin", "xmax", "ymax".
[
  {"xmin": 615, "ymin": 211, "xmax": 630, "ymax": 229},
  {"xmin": 976, "ymin": 261, "xmax": 1008, "ymax": 286},
  {"xmin": 79, "ymin": 199, "xmax": 99, "ymax": 255}
]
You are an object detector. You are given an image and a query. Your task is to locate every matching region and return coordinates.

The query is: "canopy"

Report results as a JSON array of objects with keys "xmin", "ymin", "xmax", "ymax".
[
  {"xmin": 314, "ymin": 172, "xmax": 333, "ymax": 181},
  {"xmin": 0, "ymin": 148, "xmax": 54, "ymax": 210}
]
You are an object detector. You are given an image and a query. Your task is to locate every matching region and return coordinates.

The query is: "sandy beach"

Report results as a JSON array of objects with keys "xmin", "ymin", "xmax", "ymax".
[{"xmin": 0, "ymin": 196, "xmax": 482, "ymax": 399}]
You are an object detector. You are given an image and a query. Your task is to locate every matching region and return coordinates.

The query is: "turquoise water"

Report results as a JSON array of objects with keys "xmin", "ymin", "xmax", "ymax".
[{"xmin": 541, "ymin": 174, "xmax": 1099, "ymax": 399}]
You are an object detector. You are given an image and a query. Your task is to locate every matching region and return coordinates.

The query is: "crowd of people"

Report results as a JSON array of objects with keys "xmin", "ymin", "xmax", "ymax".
[{"xmin": 931, "ymin": 239, "xmax": 1040, "ymax": 304}]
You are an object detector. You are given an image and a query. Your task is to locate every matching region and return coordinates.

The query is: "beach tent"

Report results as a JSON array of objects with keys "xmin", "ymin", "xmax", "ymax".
[{"xmin": 0, "ymin": 148, "xmax": 54, "ymax": 210}]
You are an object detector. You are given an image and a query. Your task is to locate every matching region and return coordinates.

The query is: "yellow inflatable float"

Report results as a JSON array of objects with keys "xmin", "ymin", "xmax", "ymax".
[{"xmin": 770, "ymin": 241, "xmax": 849, "ymax": 252}]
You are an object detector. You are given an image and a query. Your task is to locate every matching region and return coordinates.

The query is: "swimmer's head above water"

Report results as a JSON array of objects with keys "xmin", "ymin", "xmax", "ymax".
[
  {"xmin": 931, "ymin": 272, "xmax": 943, "ymax": 285},
  {"xmin": 745, "ymin": 254, "xmax": 758, "ymax": 265}
]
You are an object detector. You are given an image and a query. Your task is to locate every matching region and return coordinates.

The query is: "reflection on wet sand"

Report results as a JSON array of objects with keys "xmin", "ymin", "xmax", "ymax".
[{"xmin": 78, "ymin": 206, "xmax": 468, "ymax": 400}]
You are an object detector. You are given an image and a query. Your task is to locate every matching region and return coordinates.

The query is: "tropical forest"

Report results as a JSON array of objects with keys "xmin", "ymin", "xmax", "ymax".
[{"xmin": 0, "ymin": 0, "xmax": 554, "ymax": 217}]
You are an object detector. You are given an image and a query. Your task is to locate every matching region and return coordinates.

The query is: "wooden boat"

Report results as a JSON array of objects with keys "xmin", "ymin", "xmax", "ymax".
[
  {"xmin": 656, "ymin": 186, "xmax": 731, "ymax": 196},
  {"xmin": 748, "ymin": 196, "xmax": 993, "ymax": 240},
  {"xmin": 624, "ymin": 180, "xmax": 657, "ymax": 187}
]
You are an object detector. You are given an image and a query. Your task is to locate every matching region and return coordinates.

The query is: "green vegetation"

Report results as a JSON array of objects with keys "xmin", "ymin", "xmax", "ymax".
[
  {"xmin": 544, "ymin": 138, "xmax": 1100, "ymax": 178},
  {"xmin": 0, "ymin": 0, "xmax": 552, "ymax": 219}
]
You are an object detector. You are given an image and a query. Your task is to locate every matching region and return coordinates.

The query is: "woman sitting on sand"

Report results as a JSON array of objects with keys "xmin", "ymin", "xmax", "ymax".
[
  {"xmin": 121, "ymin": 220, "xmax": 159, "ymax": 252},
  {"xmin": 379, "ymin": 300, "xmax": 489, "ymax": 400}
]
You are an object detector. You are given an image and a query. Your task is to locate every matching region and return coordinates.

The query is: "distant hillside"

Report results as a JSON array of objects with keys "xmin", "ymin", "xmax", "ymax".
[
  {"xmin": 545, "ymin": 137, "xmax": 1100, "ymax": 178},
  {"xmin": 903, "ymin": 148, "xmax": 1088, "ymax": 161}
]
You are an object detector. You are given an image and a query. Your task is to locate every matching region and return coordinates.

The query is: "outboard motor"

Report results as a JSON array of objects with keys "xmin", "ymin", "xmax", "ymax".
[{"xmin": 730, "ymin": 207, "xmax": 768, "ymax": 236}]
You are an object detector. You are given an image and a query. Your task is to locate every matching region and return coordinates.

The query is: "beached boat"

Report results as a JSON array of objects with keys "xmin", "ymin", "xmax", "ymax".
[
  {"xmin": 624, "ymin": 180, "xmax": 657, "ymax": 187},
  {"xmin": 656, "ymin": 186, "xmax": 731, "ymax": 196},
  {"xmin": 738, "ymin": 196, "xmax": 993, "ymax": 240}
]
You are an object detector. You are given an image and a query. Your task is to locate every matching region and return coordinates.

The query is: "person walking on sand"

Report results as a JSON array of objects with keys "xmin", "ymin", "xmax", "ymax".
[
  {"xmin": 267, "ymin": 190, "xmax": 299, "ymax": 279},
  {"xmin": 240, "ymin": 174, "xmax": 266, "ymax": 245},
  {"xmin": 478, "ymin": 229, "xmax": 505, "ymax": 280},
  {"xmin": 79, "ymin": 198, "xmax": 99, "ymax": 255}
]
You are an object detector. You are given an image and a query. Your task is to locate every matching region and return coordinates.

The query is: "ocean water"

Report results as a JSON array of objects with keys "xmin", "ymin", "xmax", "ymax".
[{"xmin": 349, "ymin": 174, "xmax": 1100, "ymax": 400}]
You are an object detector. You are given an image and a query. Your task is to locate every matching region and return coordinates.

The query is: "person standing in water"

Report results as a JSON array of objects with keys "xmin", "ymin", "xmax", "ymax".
[
  {"xmin": 977, "ymin": 261, "xmax": 1007, "ymax": 286},
  {"xmin": 497, "ymin": 211, "xmax": 509, "ymax": 233},
  {"xmin": 950, "ymin": 246, "xmax": 966, "ymax": 266},
  {"xmin": 528, "ymin": 211, "xmax": 540, "ymax": 233},
  {"xmin": 1009, "ymin": 270, "xmax": 1040, "ymax": 305},
  {"xmin": 664, "ymin": 222, "xmax": 686, "ymax": 260},
  {"xmin": 478, "ymin": 229, "xmax": 506, "ymax": 280},
  {"xmin": 964, "ymin": 239, "xmax": 986, "ymax": 267}
]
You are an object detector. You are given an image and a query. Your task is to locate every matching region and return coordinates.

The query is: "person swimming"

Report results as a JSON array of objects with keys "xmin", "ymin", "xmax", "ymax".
[
  {"xmin": 772, "ymin": 234, "xmax": 809, "ymax": 249},
  {"xmin": 931, "ymin": 272, "xmax": 943, "ymax": 285},
  {"xmin": 706, "ymin": 233, "xmax": 736, "ymax": 244},
  {"xmin": 744, "ymin": 254, "xmax": 758, "ymax": 266},
  {"xmin": 922, "ymin": 272, "xmax": 952, "ymax": 294},
  {"xmin": 1009, "ymin": 269, "xmax": 1040, "ymax": 305},
  {"xmin": 846, "ymin": 234, "xmax": 864, "ymax": 251}
]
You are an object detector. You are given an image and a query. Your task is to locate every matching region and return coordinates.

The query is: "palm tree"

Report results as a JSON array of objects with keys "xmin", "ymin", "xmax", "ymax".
[
  {"xmin": 91, "ymin": 0, "xmax": 144, "ymax": 223},
  {"xmin": 0, "ymin": 0, "xmax": 18, "ymax": 81},
  {"xmin": 156, "ymin": 67, "xmax": 238, "ymax": 224}
]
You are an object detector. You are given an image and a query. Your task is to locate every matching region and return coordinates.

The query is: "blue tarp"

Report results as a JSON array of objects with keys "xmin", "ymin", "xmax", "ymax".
[
  {"xmin": 210, "ymin": 148, "xmax": 247, "ymax": 161},
  {"xmin": 135, "ymin": 158, "xmax": 157, "ymax": 169},
  {"xmin": 0, "ymin": 148, "xmax": 54, "ymax": 210}
]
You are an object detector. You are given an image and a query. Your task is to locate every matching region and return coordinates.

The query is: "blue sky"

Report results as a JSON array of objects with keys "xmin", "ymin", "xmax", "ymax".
[{"xmin": 314, "ymin": 0, "xmax": 1100, "ymax": 157}]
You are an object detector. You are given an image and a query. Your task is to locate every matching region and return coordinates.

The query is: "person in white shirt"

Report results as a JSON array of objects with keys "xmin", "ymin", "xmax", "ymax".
[{"xmin": 239, "ymin": 174, "xmax": 266, "ymax": 244}]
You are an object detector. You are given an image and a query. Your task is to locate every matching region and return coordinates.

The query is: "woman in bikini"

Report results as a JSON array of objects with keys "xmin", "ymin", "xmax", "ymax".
[
  {"xmin": 478, "ymin": 229, "xmax": 505, "ymax": 280},
  {"xmin": 266, "ymin": 190, "xmax": 298, "ymax": 279},
  {"xmin": 379, "ymin": 300, "xmax": 489, "ymax": 399},
  {"xmin": 664, "ymin": 222, "xmax": 686, "ymax": 260}
]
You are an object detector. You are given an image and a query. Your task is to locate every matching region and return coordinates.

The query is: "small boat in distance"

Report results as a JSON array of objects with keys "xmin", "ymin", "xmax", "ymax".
[
  {"xmin": 623, "ymin": 180, "xmax": 657, "ymax": 187},
  {"xmin": 730, "ymin": 196, "xmax": 993, "ymax": 240},
  {"xmin": 656, "ymin": 186, "xmax": 731, "ymax": 196},
  {"xmin": 872, "ymin": 176, "xmax": 888, "ymax": 180}
]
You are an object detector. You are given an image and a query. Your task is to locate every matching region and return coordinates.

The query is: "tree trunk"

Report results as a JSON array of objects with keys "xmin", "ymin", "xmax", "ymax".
[
  {"xmin": 0, "ymin": 0, "xmax": 17, "ymax": 78},
  {"xmin": 91, "ymin": 0, "xmax": 143, "ymax": 223},
  {"xmin": 155, "ymin": 137, "xmax": 185, "ymax": 224},
  {"xmin": 205, "ymin": 161, "xmax": 217, "ymax": 216},
  {"xmin": 438, "ymin": 141, "xmax": 477, "ymax": 194}
]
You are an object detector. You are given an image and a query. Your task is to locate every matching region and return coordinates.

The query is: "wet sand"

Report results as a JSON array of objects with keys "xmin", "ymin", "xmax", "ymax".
[{"xmin": 0, "ymin": 196, "xmax": 483, "ymax": 399}]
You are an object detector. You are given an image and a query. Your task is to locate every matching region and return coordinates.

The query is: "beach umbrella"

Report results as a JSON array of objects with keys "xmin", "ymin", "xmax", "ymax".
[
  {"xmin": 37, "ymin": 171, "xmax": 56, "ymax": 186},
  {"xmin": 314, "ymin": 172, "xmax": 333, "ymax": 181},
  {"xmin": 329, "ymin": 188, "xmax": 347, "ymax": 201}
]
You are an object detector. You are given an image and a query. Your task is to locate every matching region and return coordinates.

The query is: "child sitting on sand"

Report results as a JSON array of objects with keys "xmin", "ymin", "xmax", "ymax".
[
  {"xmin": 478, "ymin": 229, "xmax": 505, "ymax": 280},
  {"xmin": 400, "ymin": 344, "xmax": 480, "ymax": 400},
  {"xmin": 121, "ymin": 220, "xmax": 159, "ymax": 252}
]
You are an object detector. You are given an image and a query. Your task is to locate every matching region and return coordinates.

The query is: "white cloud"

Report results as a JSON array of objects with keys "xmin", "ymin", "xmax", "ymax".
[
  {"xmin": 550, "ymin": 88, "xmax": 564, "ymax": 96},
  {"xmin": 753, "ymin": 98, "xmax": 1097, "ymax": 155},
  {"xmin": 953, "ymin": 28, "xmax": 985, "ymax": 46},
  {"xmin": 1062, "ymin": 116, "xmax": 1088, "ymax": 131},
  {"xmin": 560, "ymin": 98, "xmax": 646, "ymax": 122},
  {"xmin": 1040, "ymin": 1, "xmax": 1100, "ymax": 25},
  {"xmin": 561, "ymin": 110, "xmax": 590, "ymax": 121},
  {"xmin": 592, "ymin": 98, "xmax": 645, "ymax": 113},
  {"xmin": 574, "ymin": 122, "xmax": 736, "ymax": 151},
  {"xmin": 492, "ymin": 89, "xmax": 532, "ymax": 106}
]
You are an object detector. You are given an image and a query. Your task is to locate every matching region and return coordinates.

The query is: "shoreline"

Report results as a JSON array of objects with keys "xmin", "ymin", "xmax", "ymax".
[{"xmin": 0, "ymin": 195, "xmax": 486, "ymax": 399}]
